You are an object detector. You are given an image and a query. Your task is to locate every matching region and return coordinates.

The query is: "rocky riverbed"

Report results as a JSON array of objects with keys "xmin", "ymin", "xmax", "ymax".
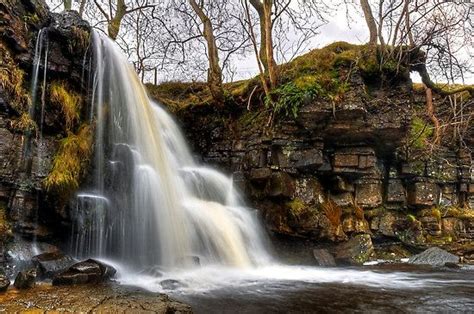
[{"xmin": 0, "ymin": 282, "xmax": 192, "ymax": 313}]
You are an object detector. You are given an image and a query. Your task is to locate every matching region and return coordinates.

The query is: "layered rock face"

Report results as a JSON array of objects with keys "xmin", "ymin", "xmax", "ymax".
[
  {"xmin": 0, "ymin": 0, "xmax": 90, "ymax": 260},
  {"xmin": 175, "ymin": 70, "xmax": 474, "ymax": 262}
]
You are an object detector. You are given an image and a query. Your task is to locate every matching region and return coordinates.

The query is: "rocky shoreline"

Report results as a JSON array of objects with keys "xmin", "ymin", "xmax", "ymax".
[{"xmin": 0, "ymin": 282, "xmax": 192, "ymax": 313}]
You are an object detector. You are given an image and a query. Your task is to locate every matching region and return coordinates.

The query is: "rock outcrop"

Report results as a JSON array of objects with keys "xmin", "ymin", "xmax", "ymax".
[
  {"xmin": 0, "ymin": 0, "xmax": 91, "ymax": 263},
  {"xmin": 168, "ymin": 47, "xmax": 474, "ymax": 262}
]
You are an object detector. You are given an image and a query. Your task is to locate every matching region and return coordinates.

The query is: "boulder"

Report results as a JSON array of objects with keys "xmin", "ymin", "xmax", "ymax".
[
  {"xmin": 312, "ymin": 249, "xmax": 336, "ymax": 266},
  {"xmin": 0, "ymin": 275, "xmax": 10, "ymax": 292},
  {"xmin": 333, "ymin": 234, "xmax": 376, "ymax": 265},
  {"xmin": 14, "ymin": 269, "xmax": 36, "ymax": 289},
  {"xmin": 408, "ymin": 247, "xmax": 459, "ymax": 266},
  {"xmin": 52, "ymin": 259, "xmax": 116, "ymax": 286},
  {"xmin": 32, "ymin": 251, "xmax": 76, "ymax": 278}
]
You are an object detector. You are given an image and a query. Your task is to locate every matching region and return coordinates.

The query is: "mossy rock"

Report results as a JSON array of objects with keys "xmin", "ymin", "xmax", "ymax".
[{"xmin": 44, "ymin": 124, "xmax": 93, "ymax": 199}]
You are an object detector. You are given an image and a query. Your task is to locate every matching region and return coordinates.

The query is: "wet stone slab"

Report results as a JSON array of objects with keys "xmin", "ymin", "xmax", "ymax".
[{"xmin": 0, "ymin": 282, "xmax": 192, "ymax": 313}]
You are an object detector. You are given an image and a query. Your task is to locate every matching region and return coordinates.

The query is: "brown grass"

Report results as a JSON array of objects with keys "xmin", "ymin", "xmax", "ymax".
[{"xmin": 322, "ymin": 199, "xmax": 343, "ymax": 227}]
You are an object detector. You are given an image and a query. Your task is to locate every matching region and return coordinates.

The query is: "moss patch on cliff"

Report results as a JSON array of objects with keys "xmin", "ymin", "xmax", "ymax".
[
  {"xmin": 50, "ymin": 81, "xmax": 82, "ymax": 130},
  {"xmin": 44, "ymin": 124, "xmax": 93, "ymax": 198},
  {"xmin": 0, "ymin": 44, "xmax": 31, "ymax": 113}
]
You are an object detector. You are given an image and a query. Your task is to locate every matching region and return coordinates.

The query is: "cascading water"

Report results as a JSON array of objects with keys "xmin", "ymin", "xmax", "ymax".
[{"xmin": 71, "ymin": 31, "xmax": 271, "ymax": 271}]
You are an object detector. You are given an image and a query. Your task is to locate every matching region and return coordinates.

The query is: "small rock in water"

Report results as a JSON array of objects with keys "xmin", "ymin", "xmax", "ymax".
[
  {"xmin": 408, "ymin": 247, "xmax": 459, "ymax": 267},
  {"xmin": 14, "ymin": 269, "xmax": 37, "ymax": 289},
  {"xmin": 32, "ymin": 251, "xmax": 76, "ymax": 279},
  {"xmin": 0, "ymin": 275, "xmax": 10, "ymax": 292},
  {"xmin": 444, "ymin": 262, "xmax": 461, "ymax": 269},
  {"xmin": 52, "ymin": 259, "xmax": 116, "ymax": 286},
  {"xmin": 312, "ymin": 249, "xmax": 336, "ymax": 267},
  {"xmin": 160, "ymin": 279, "xmax": 187, "ymax": 290}
]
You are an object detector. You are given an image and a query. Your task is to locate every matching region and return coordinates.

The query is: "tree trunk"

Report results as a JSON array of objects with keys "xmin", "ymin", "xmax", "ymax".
[
  {"xmin": 263, "ymin": 0, "xmax": 277, "ymax": 88},
  {"xmin": 424, "ymin": 85, "xmax": 440, "ymax": 146},
  {"xmin": 78, "ymin": 0, "xmax": 87, "ymax": 17},
  {"xmin": 249, "ymin": 0, "xmax": 268, "ymax": 71},
  {"xmin": 360, "ymin": 0, "xmax": 377, "ymax": 45},
  {"xmin": 64, "ymin": 0, "xmax": 72, "ymax": 10},
  {"xmin": 107, "ymin": 0, "xmax": 127, "ymax": 40},
  {"xmin": 188, "ymin": 0, "xmax": 224, "ymax": 104}
]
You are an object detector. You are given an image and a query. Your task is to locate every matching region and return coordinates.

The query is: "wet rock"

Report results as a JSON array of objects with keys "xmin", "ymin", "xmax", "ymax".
[
  {"xmin": 160, "ymin": 279, "xmax": 188, "ymax": 290},
  {"xmin": 14, "ymin": 269, "xmax": 36, "ymax": 289},
  {"xmin": 52, "ymin": 259, "xmax": 116, "ymax": 286},
  {"xmin": 408, "ymin": 247, "xmax": 459, "ymax": 266},
  {"xmin": 249, "ymin": 168, "xmax": 272, "ymax": 184},
  {"xmin": 355, "ymin": 180, "xmax": 383, "ymax": 208},
  {"xmin": 333, "ymin": 234, "xmax": 376, "ymax": 265},
  {"xmin": 265, "ymin": 172, "xmax": 295, "ymax": 198},
  {"xmin": 0, "ymin": 282, "xmax": 192, "ymax": 312},
  {"xmin": 312, "ymin": 249, "xmax": 336, "ymax": 266},
  {"xmin": 32, "ymin": 251, "xmax": 76, "ymax": 278},
  {"xmin": 407, "ymin": 180, "xmax": 439, "ymax": 208},
  {"xmin": 0, "ymin": 275, "xmax": 10, "ymax": 292},
  {"xmin": 386, "ymin": 179, "xmax": 406, "ymax": 204}
]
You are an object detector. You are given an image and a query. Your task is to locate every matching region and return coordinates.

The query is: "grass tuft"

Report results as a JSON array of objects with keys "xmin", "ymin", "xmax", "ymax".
[
  {"xmin": 322, "ymin": 199, "xmax": 342, "ymax": 227},
  {"xmin": 44, "ymin": 124, "xmax": 92, "ymax": 196},
  {"xmin": 50, "ymin": 81, "xmax": 81, "ymax": 130}
]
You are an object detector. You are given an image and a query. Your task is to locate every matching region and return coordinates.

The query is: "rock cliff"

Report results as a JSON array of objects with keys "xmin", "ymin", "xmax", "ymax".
[
  {"xmin": 0, "ymin": 0, "xmax": 91, "ymax": 262},
  {"xmin": 158, "ymin": 45, "xmax": 474, "ymax": 263}
]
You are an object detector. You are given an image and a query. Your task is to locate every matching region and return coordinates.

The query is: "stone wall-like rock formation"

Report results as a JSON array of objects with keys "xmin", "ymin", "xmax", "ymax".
[{"xmin": 172, "ymin": 66, "xmax": 474, "ymax": 263}]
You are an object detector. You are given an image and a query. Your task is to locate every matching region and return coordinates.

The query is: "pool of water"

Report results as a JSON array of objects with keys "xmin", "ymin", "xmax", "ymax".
[{"xmin": 114, "ymin": 263, "xmax": 474, "ymax": 313}]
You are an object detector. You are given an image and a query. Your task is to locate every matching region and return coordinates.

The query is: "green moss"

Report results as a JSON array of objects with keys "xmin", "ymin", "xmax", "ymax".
[
  {"xmin": 44, "ymin": 124, "xmax": 93, "ymax": 197},
  {"xmin": 287, "ymin": 198, "xmax": 306, "ymax": 216},
  {"xmin": 50, "ymin": 81, "xmax": 81, "ymax": 130},
  {"xmin": 23, "ymin": 13, "xmax": 40, "ymax": 25},
  {"xmin": 146, "ymin": 81, "xmax": 211, "ymax": 112},
  {"xmin": 406, "ymin": 214, "xmax": 417, "ymax": 223},
  {"xmin": 409, "ymin": 116, "xmax": 433, "ymax": 149}
]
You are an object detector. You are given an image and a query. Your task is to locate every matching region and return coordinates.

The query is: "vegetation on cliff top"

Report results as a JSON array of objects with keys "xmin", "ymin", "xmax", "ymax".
[{"xmin": 148, "ymin": 42, "xmax": 392, "ymax": 114}]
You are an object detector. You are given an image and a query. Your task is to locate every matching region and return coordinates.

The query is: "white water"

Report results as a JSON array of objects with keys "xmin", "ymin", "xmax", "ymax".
[{"xmin": 71, "ymin": 31, "xmax": 271, "ymax": 272}]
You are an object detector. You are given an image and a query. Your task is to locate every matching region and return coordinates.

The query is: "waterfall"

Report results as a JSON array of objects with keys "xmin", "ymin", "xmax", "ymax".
[{"xmin": 71, "ymin": 31, "xmax": 271, "ymax": 271}]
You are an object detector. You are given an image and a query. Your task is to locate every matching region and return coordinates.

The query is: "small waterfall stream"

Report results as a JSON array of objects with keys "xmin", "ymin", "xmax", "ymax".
[{"xmin": 71, "ymin": 31, "xmax": 271, "ymax": 272}]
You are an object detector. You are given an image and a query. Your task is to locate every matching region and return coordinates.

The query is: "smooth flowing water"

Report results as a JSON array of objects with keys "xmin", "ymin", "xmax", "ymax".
[{"xmin": 71, "ymin": 31, "xmax": 270, "ymax": 271}]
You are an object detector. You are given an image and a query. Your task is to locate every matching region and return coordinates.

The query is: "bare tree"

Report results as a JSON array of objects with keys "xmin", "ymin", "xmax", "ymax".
[
  {"xmin": 359, "ymin": 0, "xmax": 377, "ymax": 45},
  {"xmin": 187, "ymin": 0, "xmax": 224, "ymax": 103}
]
